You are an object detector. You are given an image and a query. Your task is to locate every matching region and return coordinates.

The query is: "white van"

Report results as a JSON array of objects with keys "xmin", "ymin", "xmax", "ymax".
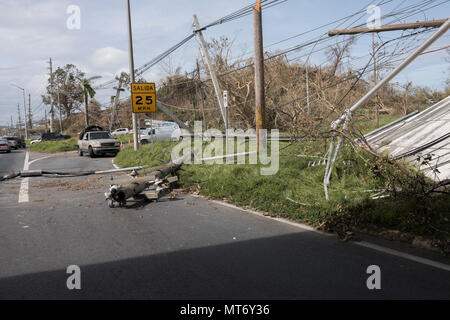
[{"xmin": 140, "ymin": 126, "xmax": 180, "ymax": 144}]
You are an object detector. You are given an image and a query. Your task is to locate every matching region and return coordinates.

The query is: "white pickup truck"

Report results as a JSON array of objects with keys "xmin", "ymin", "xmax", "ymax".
[{"xmin": 78, "ymin": 131, "xmax": 121, "ymax": 158}]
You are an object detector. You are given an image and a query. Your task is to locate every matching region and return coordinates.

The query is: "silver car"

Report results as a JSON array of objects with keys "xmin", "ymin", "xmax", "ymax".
[{"xmin": 0, "ymin": 139, "xmax": 11, "ymax": 153}]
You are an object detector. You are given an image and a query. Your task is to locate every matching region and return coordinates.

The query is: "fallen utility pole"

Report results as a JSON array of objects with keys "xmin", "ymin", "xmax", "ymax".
[
  {"xmin": 323, "ymin": 18, "xmax": 450, "ymax": 200},
  {"xmin": 328, "ymin": 19, "xmax": 447, "ymax": 36},
  {"xmin": 0, "ymin": 166, "xmax": 146, "ymax": 182},
  {"xmin": 253, "ymin": 0, "xmax": 266, "ymax": 150},
  {"xmin": 193, "ymin": 14, "xmax": 226, "ymax": 126},
  {"xmin": 105, "ymin": 151, "xmax": 196, "ymax": 207}
]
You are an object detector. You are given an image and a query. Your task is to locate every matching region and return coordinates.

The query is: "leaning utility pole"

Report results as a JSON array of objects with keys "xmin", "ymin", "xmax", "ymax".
[
  {"xmin": 372, "ymin": 33, "xmax": 379, "ymax": 128},
  {"xmin": 48, "ymin": 58, "xmax": 55, "ymax": 133},
  {"xmin": 253, "ymin": 0, "xmax": 266, "ymax": 150},
  {"xmin": 193, "ymin": 14, "xmax": 226, "ymax": 126},
  {"xmin": 196, "ymin": 59, "xmax": 207, "ymax": 130},
  {"xmin": 109, "ymin": 75, "xmax": 124, "ymax": 132},
  {"xmin": 28, "ymin": 94, "xmax": 32, "ymax": 130},
  {"xmin": 126, "ymin": 0, "xmax": 139, "ymax": 150},
  {"xmin": 328, "ymin": 19, "xmax": 448, "ymax": 36},
  {"xmin": 328, "ymin": 19, "xmax": 449, "ymax": 130},
  {"xmin": 306, "ymin": 65, "xmax": 310, "ymax": 115}
]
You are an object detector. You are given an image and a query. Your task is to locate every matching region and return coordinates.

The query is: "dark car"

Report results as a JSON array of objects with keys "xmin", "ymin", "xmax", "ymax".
[
  {"xmin": 78, "ymin": 125, "xmax": 104, "ymax": 140},
  {"xmin": 3, "ymin": 136, "xmax": 25, "ymax": 149},
  {"xmin": 41, "ymin": 132, "xmax": 72, "ymax": 141}
]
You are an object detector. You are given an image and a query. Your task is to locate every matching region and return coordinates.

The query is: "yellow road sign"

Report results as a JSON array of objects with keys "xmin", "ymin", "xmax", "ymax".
[{"xmin": 131, "ymin": 82, "xmax": 157, "ymax": 113}]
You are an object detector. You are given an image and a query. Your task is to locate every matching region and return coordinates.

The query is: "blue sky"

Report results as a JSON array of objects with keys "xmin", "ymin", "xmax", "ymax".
[{"xmin": 0, "ymin": 0, "xmax": 449, "ymax": 126}]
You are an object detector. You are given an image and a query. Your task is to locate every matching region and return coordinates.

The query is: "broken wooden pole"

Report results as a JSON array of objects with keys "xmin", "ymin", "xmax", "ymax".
[{"xmin": 328, "ymin": 19, "xmax": 447, "ymax": 36}]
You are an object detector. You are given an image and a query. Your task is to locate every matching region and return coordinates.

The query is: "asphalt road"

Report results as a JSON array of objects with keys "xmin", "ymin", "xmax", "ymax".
[{"xmin": 0, "ymin": 150, "xmax": 449, "ymax": 299}]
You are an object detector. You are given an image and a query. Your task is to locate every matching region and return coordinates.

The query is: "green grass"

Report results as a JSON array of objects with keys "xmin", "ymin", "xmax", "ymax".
[
  {"xmin": 114, "ymin": 140, "xmax": 450, "ymax": 249},
  {"xmin": 115, "ymin": 141, "xmax": 176, "ymax": 168},
  {"xmin": 28, "ymin": 138, "xmax": 78, "ymax": 153}
]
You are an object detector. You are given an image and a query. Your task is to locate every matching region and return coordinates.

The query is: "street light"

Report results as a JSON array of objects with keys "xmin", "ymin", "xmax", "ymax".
[{"xmin": 11, "ymin": 83, "xmax": 28, "ymax": 139}]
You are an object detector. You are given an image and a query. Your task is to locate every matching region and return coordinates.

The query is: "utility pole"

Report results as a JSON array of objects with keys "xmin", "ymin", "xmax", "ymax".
[
  {"xmin": 126, "ymin": 0, "xmax": 139, "ymax": 151},
  {"xmin": 48, "ymin": 58, "xmax": 54, "ymax": 133},
  {"xmin": 17, "ymin": 104, "xmax": 22, "ymax": 136},
  {"xmin": 28, "ymin": 94, "xmax": 32, "ymax": 130},
  {"xmin": 196, "ymin": 59, "xmax": 207, "ymax": 130},
  {"xmin": 57, "ymin": 86, "xmax": 63, "ymax": 134},
  {"xmin": 44, "ymin": 109, "xmax": 48, "ymax": 131},
  {"xmin": 372, "ymin": 33, "xmax": 379, "ymax": 128},
  {"xmin": 253, "ymin": 0, "xmax": 266, "ymax": 150},
  {"xmin": 11, "ymin": 84, "xmax": 28, "ymax": 139},
  {"xmin": 306, "ymin": 65, "xmax": 310, "ymax": 115},
  {"xmin": 23, "ymin": 89, "xmax": 27, "ymax": 139},
  {"xmin": 193, "ymin": 14, "xmax": 226, "ymax": 126},
  {"xmin": 109, "ymin": 75, "xmax": 124, "ymax": 132}
]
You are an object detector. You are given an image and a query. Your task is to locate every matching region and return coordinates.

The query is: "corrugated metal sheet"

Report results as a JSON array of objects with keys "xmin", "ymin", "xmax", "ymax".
[{"xmin": 365, "ymin": 95, "xmax": 450, "ymax": 181}]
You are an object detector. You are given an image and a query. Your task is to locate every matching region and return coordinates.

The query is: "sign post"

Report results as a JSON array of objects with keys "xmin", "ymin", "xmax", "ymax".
[{"xmin": 223, "ymin": 90, "xmax": 228, "ymax": 154}]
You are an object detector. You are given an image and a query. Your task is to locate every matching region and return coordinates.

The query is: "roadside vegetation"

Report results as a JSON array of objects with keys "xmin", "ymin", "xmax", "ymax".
[
  {"xmin": 28, "ymin": 137, "xmax": 78, "ymax": 153},
  {"xmin": 115, "ymin": 138, "xmax": 450, "ymax": 254}
]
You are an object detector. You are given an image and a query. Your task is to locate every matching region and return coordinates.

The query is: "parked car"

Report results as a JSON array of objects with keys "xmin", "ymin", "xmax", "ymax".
[
  {"xmin": 0, "ymin": 138, "xmax": 11, "ymax": 153},
  {"xmin": 77, "ymin": 131, "xmax": 121, "ymax": 158},
  {"xmin": 41, "ymin": 132, "xmax": 71, "ymax": 141},
  {"xmin": 2, "ymin": 136, "xmax": 24, "ymax": 149},
  {"xmin": 30, "ymin": 138, "xmax": 42, "ymax": 145},
  {"xmin": 111, "ymin": 128, "xmax": 130, "ymax": 135}
]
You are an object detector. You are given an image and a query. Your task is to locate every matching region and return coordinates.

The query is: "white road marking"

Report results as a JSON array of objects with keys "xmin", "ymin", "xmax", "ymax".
[
  {"xmin": 28, "ymin": 155, "xmax": 52, "ymax": 166},
  {"xmin": 205, "ymin": 196, "xmax": 450, "ymax": 272},
  {"xmin": 18, "ymin": 153, "xmax": 53, "ymax": 203},
  {"xmin": 111, "ymin": 159, "xmax": 120, "ymax": 169},
  {"xmin": 18, "ymin": 151, "xmax": 29, "ymax": 203},
  {"xmin": 356, "ymin": 241, "xmax": 450, "ymax": 272}
]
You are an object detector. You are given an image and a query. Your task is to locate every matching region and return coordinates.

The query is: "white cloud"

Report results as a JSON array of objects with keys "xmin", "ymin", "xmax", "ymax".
[{"xmin": 90, "ymin": 47, "xmax": 128, "ymax": 71}]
